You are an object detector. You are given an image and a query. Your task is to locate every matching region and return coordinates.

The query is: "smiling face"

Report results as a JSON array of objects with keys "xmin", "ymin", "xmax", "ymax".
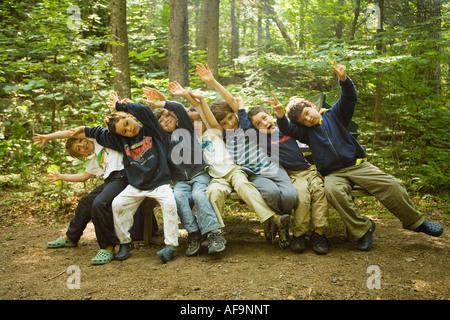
[
  {"xmin": 70, "ymin": 138, "xmax": 95, "ymax": 157},
  {"xmin": 250, "ymin": 111, "xmax": 277, "ymax": 134},
  {"xmin": 114, "ymin": 117, "xmax": 141, "ymax": 137},
  {"xmin": 218, "ymin": 112, "xmax": 239, "ymax": 130},
  {"xmin": 158, "ymin": 113, "xmax": 178, "ymax": 133}
]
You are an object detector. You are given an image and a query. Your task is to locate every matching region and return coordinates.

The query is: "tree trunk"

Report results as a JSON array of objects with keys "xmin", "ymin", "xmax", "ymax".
[
  {"xmin": 335, "ymin": 0, "xmax": 344, "ymax": 40},
  {"xmin": 207, "ymin": 0, "xmax": 220, "ymax": 79},
  {"xmin": 197, "ymin": 0, "xmax": 209, "ymax": 51},
  {"xmin": 111, "ymin": 0, "xmax": 131, "ymax": 99},
  {"xmin": 230, "ymin": 0, "xmax": 239, "ymax": 70},
  {"xmin": 349, "ymin": 0, "xmax": 360, "ymax": 41},
  {"xmin": 168, "ymin": 0, "xmax": 189, "ymax": 87},
  {"xmin": 373, "ymin": 0, "xmax": 384, "ymax": 148},
  {"xmin": 264, "ymin": 4, "xmax": 295, "ymax": 48},
  {"xmin": 417, "ymin": 0, "xmax": 442, "ymax": 89}
]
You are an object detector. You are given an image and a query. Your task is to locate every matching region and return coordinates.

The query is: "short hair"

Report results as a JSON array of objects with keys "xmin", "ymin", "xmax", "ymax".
[
  {"xmin": 65, "ymin": 138, "xmax": 84, "ymax": 159},
  {"xmin": 154, "ymin": 108, "xmax": 178, "ymax": 123},
  {"xmin": 104, "ymin": 112, "xmax": 128, "ymax": 134},
  {"xmin": 247, "ymin": 106, "xmax": 271, "ymax": 123},
  {"xmin": 287, "ymin": 99, "xmax": 313, "ymax": 124},
  {"xmin": 209, "ymin": 101, "xmax": 234, "ymax": 122}
]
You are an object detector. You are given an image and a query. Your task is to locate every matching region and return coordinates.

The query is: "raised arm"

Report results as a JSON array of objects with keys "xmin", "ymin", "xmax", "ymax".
[
  {"xmin": 167, "ymin": 81, "xmax": 200, "ymax": 108},
  {"xmin": 196, "ymin": 63, "xmax": 239, "ymax": 113},
  {"xmin": 188, "ymin": 90, "xmax": 222, "ymax": 133},
  {"xmin": 34, "ymin": 129, "xmax": 86, "ymax": 147}
]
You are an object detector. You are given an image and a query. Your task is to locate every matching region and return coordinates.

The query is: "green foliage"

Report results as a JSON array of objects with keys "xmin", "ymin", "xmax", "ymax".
[{"xmin": 0, "ymin": 0, "xmax": 448, "ymax": 199}]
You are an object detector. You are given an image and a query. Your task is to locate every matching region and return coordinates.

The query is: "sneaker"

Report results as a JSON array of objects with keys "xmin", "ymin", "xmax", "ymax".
[
  {"xmin": 414, "ymin": 220, "xmax": 443, "ymax": 237},
  {"xmin": 208, "ymin": 230, "xmax": 227, "ymax": 254},
  {"xmin": 157, "ymin": 246, "xmax": 175, "ymax": 263},
  {"xmin": 357, "ymin": 219, "xmax": 376, "ymax": 251},
  {"xmin": 185, "ymin": 231, "xmax": 205, "ymax": 256},
  {"xmin": 310, "ymin": 231, "xmax": 329, "ymax": 255},
  {"xmin": 115, "ymin": 242, "xmax": 134, "ymax": 261},
  {"xmin": 291, "ymin": 235, "xmax": 306, "ymax": 253}
]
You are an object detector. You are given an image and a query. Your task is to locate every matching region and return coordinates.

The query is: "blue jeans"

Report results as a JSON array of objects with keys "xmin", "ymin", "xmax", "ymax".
[{"xmin": 173, "ymin": 172, "xmax": 221, "ymax": 235}]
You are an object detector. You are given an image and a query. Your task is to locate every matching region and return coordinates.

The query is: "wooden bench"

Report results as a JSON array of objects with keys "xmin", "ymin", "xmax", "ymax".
[
  {"xmin": 141, "ymin": 187, "xmax": 370, "ymax": 246},
  {"xmin": 141, "ymin": 92, "xmax": 370, "ymax": 246}
]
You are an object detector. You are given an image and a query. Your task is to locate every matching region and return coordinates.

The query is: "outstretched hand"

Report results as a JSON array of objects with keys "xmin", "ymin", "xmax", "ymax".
[
  {"xmin": 196, "ymin": 63, "xmax": 214, "ymax": 83},
  {"xmin": 33, "ymin": 134, "xmax": 49, "ymax": 147},
  {"xmin": 168, "ymin": 81, "xmax": 188, "ymax": 97},
  {"xmin": 265, "ymin": 93, "xmax": 285, "ymax": 117},
  {"xmin": 332, "ymin": 59, "xmax": 347, "ymax": 82},
  {"xmin": 107, "ymin": 91, "xmax": 119, "ymax": 110},
  {"xmin": 142, "ymin": 86, "xmax": 166, "ymax": 108}
]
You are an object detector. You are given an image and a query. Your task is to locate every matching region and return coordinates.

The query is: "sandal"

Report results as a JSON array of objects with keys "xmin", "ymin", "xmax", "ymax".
[
  {"xmin": 47, "ymin": 236, "xmax": 76, "ymax": 248},
  {"xmin": 414, "ymin": 220, "xmax": 443, "ymax": 237},
  {"xmin": 91, "ymin": 249, "xmax": 114, "ymax": 265}
]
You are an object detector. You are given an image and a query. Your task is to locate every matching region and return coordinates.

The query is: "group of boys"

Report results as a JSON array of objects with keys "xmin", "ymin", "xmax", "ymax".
[{"xmin": 34, "ymin": 60, "xmax": 444, "ymax": 265}]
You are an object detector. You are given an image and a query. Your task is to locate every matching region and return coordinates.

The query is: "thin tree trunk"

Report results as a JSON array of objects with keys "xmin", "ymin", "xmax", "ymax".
[
  {"xmin": 207, "ymin": 0, "xmax": 220, "ymax": 79},
  {"xmin": 350, "ymin": 0, "xmax": 360, "ymax": 40},
  {"xmin": 168, "ymin": 0, "xmax": 189, "ymax": 86},
  {"xmin": 111, "ymin": 0, "xmax": 131, "ymax": 99}
]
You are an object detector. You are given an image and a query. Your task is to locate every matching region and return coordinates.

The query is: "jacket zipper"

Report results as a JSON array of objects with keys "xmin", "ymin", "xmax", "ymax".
[{"xmin": 321, "ymin": 124, "xmax": 343, "ymax": 167}]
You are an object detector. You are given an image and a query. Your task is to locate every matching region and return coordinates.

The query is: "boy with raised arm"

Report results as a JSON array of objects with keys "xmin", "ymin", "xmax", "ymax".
[
  {"xmin": 142, "ymin": 86, "xmax": 227, "ymax": 256},
  {"xmin": 74, "ymin": 92, "xmax": 179, "ymax": 263},
  {"xmin": 274, "ymin": 59, "xmax": 443, "ymax": 251},
  {"xmin": 196, "ymin": 64, "xmax": 298, "ymax": 239},
  {"xmin": 34, "ymin": 129, "xmax": 129, "ymax": 264},
  {"xmin": 242, "ymin": 95, "xmax": 330, "ymax": 254},
  {"xmin": 166, "ymin": 81, "xmax": 292, "ymax": 248}
]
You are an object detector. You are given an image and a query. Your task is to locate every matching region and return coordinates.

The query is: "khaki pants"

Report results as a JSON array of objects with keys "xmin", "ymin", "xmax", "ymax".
[
  {"xmin": 324, "ymin": 161, "xmax": 424, "ymax": 240},
  {"xmin": 288, "ymin": 168, "xmax": 329, "ymax": 237},
  {"xmin": 206, "ymin": 167, "xmax": 276, "ymax": 226}
]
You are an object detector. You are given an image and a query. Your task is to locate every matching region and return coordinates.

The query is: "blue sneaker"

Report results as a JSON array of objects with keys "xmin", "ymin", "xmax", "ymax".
[{"xmin": 157, "ymin": 246, "xmax": 175, "ymax": 263}]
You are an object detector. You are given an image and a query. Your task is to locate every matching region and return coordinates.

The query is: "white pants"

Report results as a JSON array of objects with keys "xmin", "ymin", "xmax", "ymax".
[{"xmin": 112, "ymin": 184, "xmax": 179, "ymax": 247}]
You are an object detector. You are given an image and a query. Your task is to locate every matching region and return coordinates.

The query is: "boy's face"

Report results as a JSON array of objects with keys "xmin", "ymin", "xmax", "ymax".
[
  {"xmin": 289, "ymin": 98, "xmax": 321, "ymax": 127},
  {"xmin": 251, "ymin": 111, "xmax": 276, "ymax": 134},
  {"xmin": 115, "ymin": 117, "xmax": 141, "ymax": 137},
  {"xmin": 158, "ymin": 113, "xmax": 178, "ymax": 133},
  {"xmin": 297, "ymin": 106, "xmax": 321, "ymax": 127},
  {"xmin": 219, "ymin": 112, "xmax": 239, "ymax": 131},
  {"xmin": 71, "ymin": 139, "xmax": 95, "ymax": 156}
]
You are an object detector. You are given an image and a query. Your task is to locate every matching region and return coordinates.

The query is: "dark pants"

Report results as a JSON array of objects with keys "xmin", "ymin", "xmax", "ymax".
[{"xmin": 66, "ymin": 170, "xmax": 134, "ymax": 249}]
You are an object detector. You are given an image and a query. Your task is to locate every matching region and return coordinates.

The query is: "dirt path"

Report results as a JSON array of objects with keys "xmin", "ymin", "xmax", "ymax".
[{"xmin": 0, "ymin": 188, "xmax": 449, "ymax": 302}]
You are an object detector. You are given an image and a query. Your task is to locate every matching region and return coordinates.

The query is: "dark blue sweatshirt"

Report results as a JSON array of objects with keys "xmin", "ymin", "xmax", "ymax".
[
  {"xmin": 277, "ymin": 77, "xmax": 366, "ymax": 176},
  {"xmin": 238, "ymin": 109, "xmax": 311, "ymax": 171},
  {"xmin": 84, "ymin": 102, "xmax": 171, "ymax": 191},
  {"xmin": 163, "ymin": 100, "xmax": 208, "ymax": 182}
]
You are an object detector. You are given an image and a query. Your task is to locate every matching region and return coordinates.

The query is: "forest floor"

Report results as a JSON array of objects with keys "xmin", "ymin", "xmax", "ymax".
[{"xmin": 0, "ymin": 182, "xmax": 449, "ymax": 304}]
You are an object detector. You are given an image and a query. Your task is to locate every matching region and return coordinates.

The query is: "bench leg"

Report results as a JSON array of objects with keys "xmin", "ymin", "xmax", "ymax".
[{"xmin": 142, "ymin": 198, "xmax": 157, "ymax": 246}]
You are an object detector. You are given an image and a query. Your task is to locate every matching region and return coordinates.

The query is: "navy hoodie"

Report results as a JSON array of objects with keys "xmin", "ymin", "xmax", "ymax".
[
  {"xmin": 84, "ymin": 101, "xmax": 171, "ymax": 191},
  {"xmin": 238, "ymin": 109, "xmax": 311, "ymax": 172},
  {"xmin": 277, "ymin": 77, "xmax": 366, "ymax": 176},
  {"xmin": 163, "ymin": 100, "xmax": 208, "ymax": 182}
]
